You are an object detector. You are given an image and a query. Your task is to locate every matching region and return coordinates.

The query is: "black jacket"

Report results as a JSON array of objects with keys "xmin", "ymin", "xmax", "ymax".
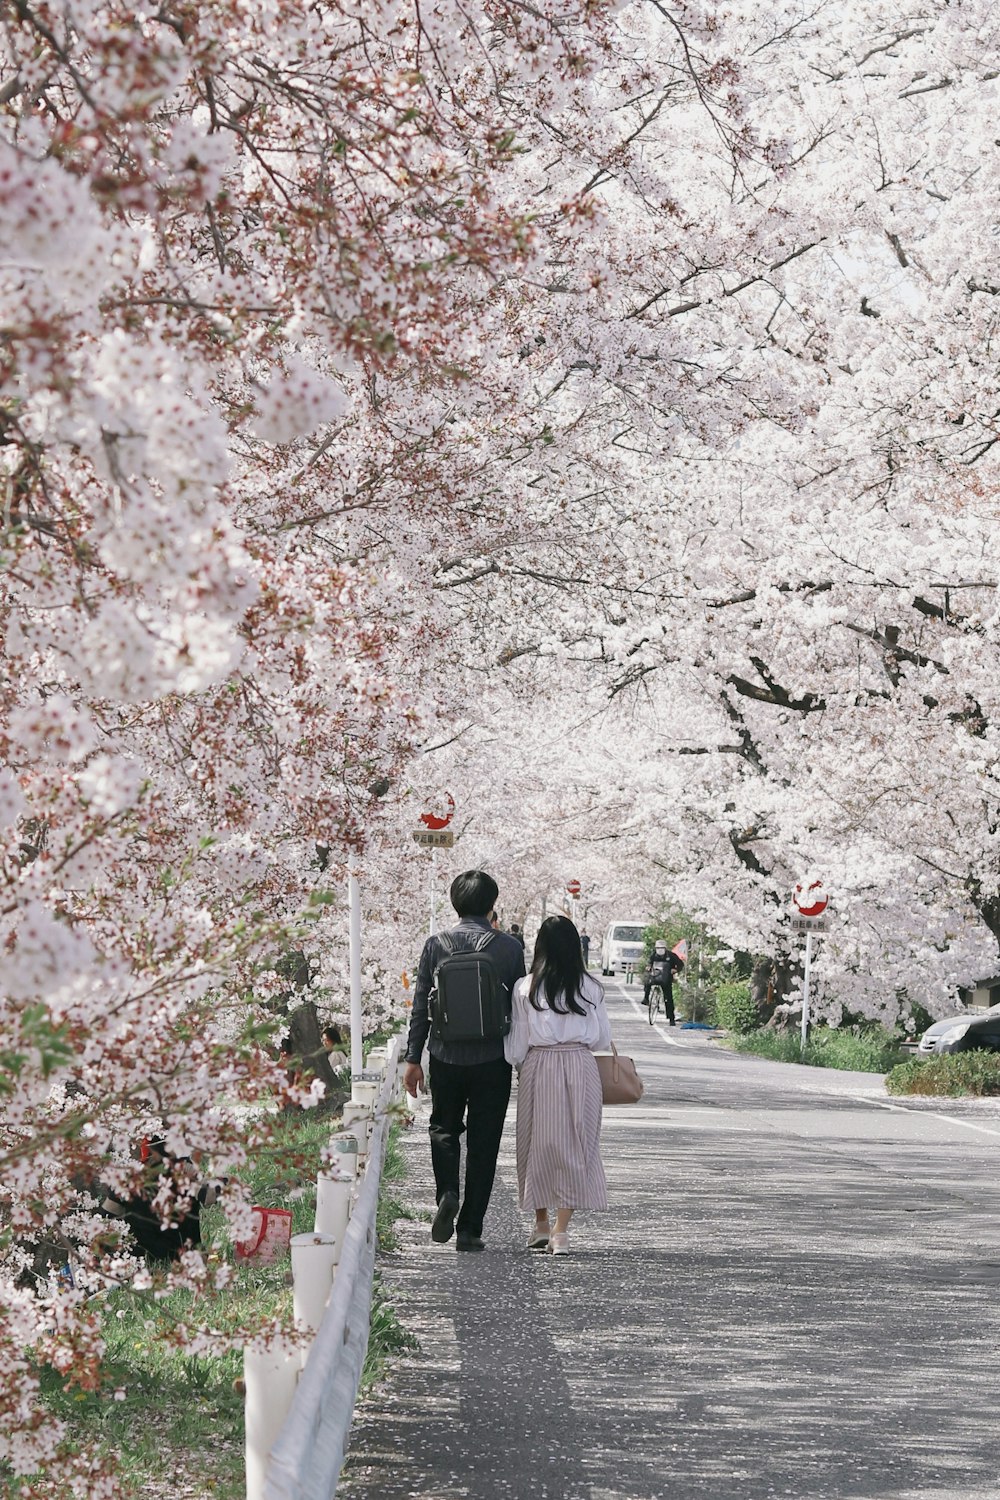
[
  {"xmin": 405, "ymin": 917, "xmax": 526, "ymax": 1066},
  {"xmin": 647, "ymin": 952, "xmax": 684, "ymax": 990}
]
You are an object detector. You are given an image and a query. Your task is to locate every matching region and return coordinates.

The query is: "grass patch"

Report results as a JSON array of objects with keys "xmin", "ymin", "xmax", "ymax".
[
  {"xmin": 361, "ymin": 1276, "xmax": 418, "ymax": 1391},
  {"xmin": 375, "ymin": 1123, "xmax": 422, "ymax": 1253},
  {"xmin": 886, "ymin": 1052, "xmax": 1000, "ymax": 1096},
  {"xmin": 726, "ymin": 1025, "xmax": 906, "ymax": 1073},
  {"xmin": 363, "ymin": 1123, "xmax": 420, "ymax": 1386},
  {"xmin": 38, "ymin": 1288, "xmax": 246, "ymax": 1498}
]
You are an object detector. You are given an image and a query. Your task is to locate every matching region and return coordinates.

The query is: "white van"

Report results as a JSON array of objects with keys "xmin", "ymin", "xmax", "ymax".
[{"xmin": 600, "ymin": 921, "xmax": 650, "ymax": 976}]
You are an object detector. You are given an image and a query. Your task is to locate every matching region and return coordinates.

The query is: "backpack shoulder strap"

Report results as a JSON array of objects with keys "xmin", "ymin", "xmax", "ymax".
[
  {"xmin": 436, "ymin": 933, "xmax": 455, "ymax": 956},
  {"xmin": 473, "ymin": 931, "xmax": 496, "ymax": 953}
]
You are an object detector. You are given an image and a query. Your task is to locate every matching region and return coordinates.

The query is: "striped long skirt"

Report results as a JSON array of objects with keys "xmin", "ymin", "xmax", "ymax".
[{"xmin": 516, "ymin": 1044, "xmax": 608, "ymax": 1212}]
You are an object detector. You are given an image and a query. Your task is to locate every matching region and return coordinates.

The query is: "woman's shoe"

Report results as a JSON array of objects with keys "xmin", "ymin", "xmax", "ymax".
[
  {"xmin": 526, "ymin": 1230, "xmax": 549, "ymax": 1251},
  {"xmin": 548, "ymin": 1232, "xmax": 570, "ymax": 1255}
]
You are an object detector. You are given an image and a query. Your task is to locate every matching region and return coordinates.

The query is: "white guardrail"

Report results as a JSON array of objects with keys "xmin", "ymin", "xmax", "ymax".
[{"xmin": 258, "ymin": 1033, "xmax": 405, "ymax": 1500}]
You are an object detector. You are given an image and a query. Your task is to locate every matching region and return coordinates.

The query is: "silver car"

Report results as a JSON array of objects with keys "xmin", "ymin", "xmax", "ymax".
[{"xmin": 917, "ymin": 1003, "xmax": 1000, "ymax": 1055}]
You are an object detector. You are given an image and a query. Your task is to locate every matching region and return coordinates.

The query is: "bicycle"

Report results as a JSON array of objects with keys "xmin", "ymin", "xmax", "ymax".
[{"xmin": 647, "ymin": 981, "xmax": 675, "ymax": 1027}]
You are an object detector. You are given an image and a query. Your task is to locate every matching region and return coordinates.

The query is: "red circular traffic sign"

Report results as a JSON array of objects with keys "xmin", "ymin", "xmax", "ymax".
[
  {"xmin": 793, "ymin": 880, "xmax": 828, "ymax": 917},
  {"xmin": 419, "ymin": 793, "xmax": 455, "ymax": 831},
  {"xmin": 566, "ymin": 879, "xmax": 581, "ymax": 897}
]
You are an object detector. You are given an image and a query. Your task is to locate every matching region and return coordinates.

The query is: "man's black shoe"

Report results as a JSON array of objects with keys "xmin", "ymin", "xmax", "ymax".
[
  {"xmin": 456, "ymin": 1233, "xmax": 485, "ymax": 1252},
  {"xmin": 431, "ymin": 1191, "xmax": 460, "ymax": 1243}
]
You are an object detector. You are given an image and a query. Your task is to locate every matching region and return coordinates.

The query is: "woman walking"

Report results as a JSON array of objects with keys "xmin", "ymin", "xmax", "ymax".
[{"xmin": 504, "ymin": 915, "xmax": 611, "ymax": 1254}]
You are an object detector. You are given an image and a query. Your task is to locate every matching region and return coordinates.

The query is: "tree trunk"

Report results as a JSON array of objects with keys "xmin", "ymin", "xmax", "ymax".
[{"xmin": 753, "ymin": 956, "xmax": 797, "ymax": 1027}]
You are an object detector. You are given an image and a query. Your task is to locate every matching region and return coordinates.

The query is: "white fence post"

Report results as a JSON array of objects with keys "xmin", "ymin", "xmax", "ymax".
[
  {"xmin": 291, "ymin": 1233, "xmax": 341, "ymax": 1336},
  {"xmin": 341, "ymin": 1100, "xmax": 372, "ymax": 1166},
  {"xmin": 325, "ymin": 1131, "xmax": 360, "ymax": 1185},
  {"xmin": 245, "ymin": 1343, "xmax": 301, "ymax": 1500},
  {"xmin": 314, "ymin": 1173, "xmax": 352, "ymax": 1251}
]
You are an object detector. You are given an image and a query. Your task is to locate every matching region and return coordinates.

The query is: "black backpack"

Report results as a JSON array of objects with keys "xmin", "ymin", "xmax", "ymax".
[
  {"xmin": 430, "ymin": 930, "xmax": 510, "ymax": 1043},
  {"xmin": 650, "ymin": 957, "xmax": 672, "ymax": 984}
]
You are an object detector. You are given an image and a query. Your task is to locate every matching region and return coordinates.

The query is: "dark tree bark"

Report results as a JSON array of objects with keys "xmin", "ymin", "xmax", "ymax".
[{"xmin": 753, "ymin": 956, "xmax": 797, "ymax": 1027}]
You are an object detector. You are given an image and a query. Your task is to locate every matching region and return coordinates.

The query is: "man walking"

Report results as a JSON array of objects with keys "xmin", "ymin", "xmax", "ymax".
[{"xmin": 403, "ymin": 870, "xmax": 526, "ymax": 1251}]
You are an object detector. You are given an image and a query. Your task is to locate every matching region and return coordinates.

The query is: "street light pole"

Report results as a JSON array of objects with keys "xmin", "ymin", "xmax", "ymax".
[{"xmin": 348, "ymin": 866, "xmax": 363, "ymax": 1083}]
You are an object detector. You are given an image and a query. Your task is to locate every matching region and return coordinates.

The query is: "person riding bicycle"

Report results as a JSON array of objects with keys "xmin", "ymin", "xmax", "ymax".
[{"xmin": 643, "ymin": 940, "xmax": 684, "ymax": 1025}]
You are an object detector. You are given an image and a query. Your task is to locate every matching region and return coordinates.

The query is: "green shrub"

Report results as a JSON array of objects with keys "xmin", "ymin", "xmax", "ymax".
[
  {"xmin": 727, "ymin": 1025, "xmax": 904, "ymax": 1073},
  {"xmin": 727, "ymin": 1029, "xmax": 802, "ymax": 1063},
  {"xmin": 885, "ymin": 1051, "xmax": 1000, "ymax": 1096},
  {"xmin": 807, "ymin": 1026, "xmax": 905, "ymax": 1073},
  {"xmin": 714, "ymin": 980, "xmax": 757, "ymax": 1034}
]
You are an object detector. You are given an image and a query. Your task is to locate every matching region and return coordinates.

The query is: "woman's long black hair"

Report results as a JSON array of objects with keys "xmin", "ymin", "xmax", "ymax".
[{"xmin": 528, "ymin": 915, "xmax": 596, "ymax": 1014}]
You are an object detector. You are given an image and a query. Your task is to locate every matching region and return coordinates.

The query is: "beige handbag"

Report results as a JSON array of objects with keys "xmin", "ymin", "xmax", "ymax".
[{"xmin": 595, "ymin": 1042, "xmax": 644, "ymax": 1105}]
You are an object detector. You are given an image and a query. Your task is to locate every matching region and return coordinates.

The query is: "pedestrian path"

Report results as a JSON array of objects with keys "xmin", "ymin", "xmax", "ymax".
[{"xmin": 338, "ymin": 985, "xmax": 1000, "ymax": 1500}]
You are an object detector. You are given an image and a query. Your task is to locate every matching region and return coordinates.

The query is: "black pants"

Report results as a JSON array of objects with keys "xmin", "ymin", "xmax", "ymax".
[
  {"xmin": 428, "ymin": 1055, "xmax": 512, "ymax": 1237},
  {"xmin": 644, "ymin": 982, "xmax": 675, "ymax": 1023}
]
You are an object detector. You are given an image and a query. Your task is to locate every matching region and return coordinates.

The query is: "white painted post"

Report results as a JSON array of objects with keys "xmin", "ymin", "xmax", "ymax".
[
  {"xmin": 351, "ymin": 1076, "xmax": 379, "ymax": 1108},
  {"xmin": 291, "ymin": 1232, "xmax": 340, "ymax": 1335},
  {"xmin": 315, "ymin": 1173, "xmax": 352, "ymax": 1251},
  {"xmin": 693, "ymin": 944, "xmax": 701, "ymax": 1023},
  {"xmin": 429, "ymin": 847, "xmax": 437, "ymax": 937},
  {"xmin": 341, "ymin": 1100, "xmax": 372, "ymax": 1166},
  {"xmin": 348, "ymin": 867, "xmax": 363, "ymax": 1081},
  {"xmin": 244, "ymin": 1343, "xmax": 300, "ymax": 1500},
  {"xmin": 800, "ymin": 929, "xmax": 814, "ymax": 1053},
  {"xmin": 325, "ymin": 1131, "xmax": 360, "ymax": 1185}
]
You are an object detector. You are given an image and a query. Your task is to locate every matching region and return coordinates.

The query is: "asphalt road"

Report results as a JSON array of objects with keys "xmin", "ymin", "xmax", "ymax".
[{"xmin": 338, "ymin": 981, "xmax": 1000, "ymax": 1500}]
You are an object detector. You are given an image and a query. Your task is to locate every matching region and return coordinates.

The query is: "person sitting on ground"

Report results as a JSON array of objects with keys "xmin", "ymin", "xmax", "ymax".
[
  {"xmin": 322, "ymin": 1024, "xmax": 349, "ymax": 1069},
  {"xmin": 643, "ymin": 940, "xmax": 684, "ymax": 1024},
  {"xmin": 98, "ymin": 1136, "xmax": 225, "ymax": 1262}
]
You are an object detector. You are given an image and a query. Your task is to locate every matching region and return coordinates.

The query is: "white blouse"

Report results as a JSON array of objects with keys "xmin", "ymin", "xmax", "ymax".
[{"xmin": 504, "ymin": 973, "xmax": 612, "ymax": 1068}]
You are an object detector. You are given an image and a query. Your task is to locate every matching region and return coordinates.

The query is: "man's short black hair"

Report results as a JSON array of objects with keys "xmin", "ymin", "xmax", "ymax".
[{"xmin": 450, "ymin": 870, "xmax": 499, "ymax": 918}]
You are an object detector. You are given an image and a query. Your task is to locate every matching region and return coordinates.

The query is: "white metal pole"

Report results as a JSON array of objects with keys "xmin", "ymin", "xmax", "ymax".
[
  {"xmin": 291, "ymin": 1232, "xmax": 340, "ymax": 1335},
  {"xmin": 429, "ymin": 847, "xmax": 437, "ymax": 937},
  {"xmin": 693, "ymin": 945, "xmax": 701, "ymax": 1023},
  {"xmin": 244, "ymin": 1343, "xmax": 300, "ymax": 1500},
  {"xmin": 314, "ymin": 1174, "xmax": 352, "ymax": 1254},
  {"xmin": 348, "ymin": 866, "xmax": 362, "ymax": 1080},
  {"xmin": 800, "ymin": 929, "xmax": 813, "ymax": 1052}
]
